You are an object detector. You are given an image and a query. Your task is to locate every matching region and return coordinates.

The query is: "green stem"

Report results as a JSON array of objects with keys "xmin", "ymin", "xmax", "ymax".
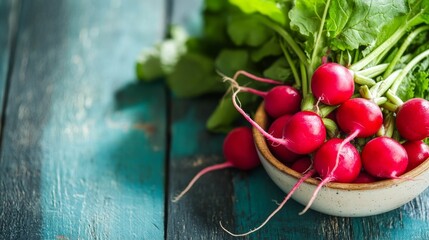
[
  {"xmin": 390, "ymin": 49, "xmax": 429, "ymax": 94},
  {"xmin": 372, "ymin": 69, "xmax": 401, "ymax": 98},
  {"xmin": 301, "ymin": 62, "xmax": 308, "ymax": 96},
  {"xmin": 386, "ymin": 90, "xmax": 404, "ymax": 106},
  {"xmin": 359, "ymin": 85, "xmax": 373, "ymax": 99},
  {"xmin": 384, "ymin": 113, "xmax": 395, "ymax": 138},
  {"xmin": 309, "ymin": 0, "xmax": 331, "ymax": 74},
  {"xmin": 350, "ymin": 25, "xmax": 408, "ymax": 71},
  {"xmin": 260, "ymin": 17, "xmax": 308, "ymax": 65},
  {"xmin": 280, "ymin": 40, "xmax": 301, "ymax": 88},
  {"xmin": 381, "ymin": 101, "xmax": 399, "ymax": 112},
  {"xmin": 373, "ymin": 97, "xmax": 387, "ymax": 106},
  {"xmin": 355, "ymin": 63, "xmax": 389, "ymax": 78},
  {"xmin": 383, "ymin": 25, "xmax": 429, "ymax": 78},
  {"xmin": 322, "ymin": 118, "xmax": 339, "ymax": 139},
  {"xmin": 301, "ymin": 93, "xmax": 315, "ymax": 112},
  {"xmin": 354, "ymin": 73, "xmax": 376, "ymax": 86},
  {"xmin": 319, "ymin": 105, "xmax": 338, "ymax": 118}
]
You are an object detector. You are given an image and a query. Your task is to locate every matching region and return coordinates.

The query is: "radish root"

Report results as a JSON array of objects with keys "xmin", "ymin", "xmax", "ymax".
[
  {"xmin": 172, "ymin": 162, "xmax": 234, "ymax": 202},
  {"xmin": 220, "ymin": 169, "xmax": 315, "ymax": 237}
]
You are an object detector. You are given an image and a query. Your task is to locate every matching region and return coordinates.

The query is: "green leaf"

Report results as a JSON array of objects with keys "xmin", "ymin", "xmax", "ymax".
[
  {"xmin": 135, "ymin": 51, "xmax": 164, "ymax": 81},
  {"xmin": 396, "ymin": 56, "xmax": 429, "ymax": 101},
  {"xmin": 263, "ymin": 57, "xmax": 293, "ymax": 83},
  {"xmin": 250, "ymin": 36, "xmax": 282, "ymax": 62},
  {"xmin": 289, "ymin": 0, "xmax": 326, "ymax": 37},
  {"xmin": 136, "ymin": 26, "xmax": 188, "ymax": 81},
  {"xmin": 206, "ymin": 92, "xmax": 258, "ymax": 133},
  {"xmin": 205, "ymin": 0, "xmax": 228, "ymax": 12},
  {"xmin": 327, "ymin": 0, "xmax": 407, "ymax": 50},
  {"xmin": 227, "ymin": 14, "xmax": 274, "ymax": 47},
  {"xmin": 167, "ymin": 53, "xmax": 224, "ymax": 97},
  {"xmin": 215, "ymin": 49, "xmax": 253, "ymax": 76},
  {"xmin": 229, "ymin": 0, "xmax": 287, "ymax": 25}
]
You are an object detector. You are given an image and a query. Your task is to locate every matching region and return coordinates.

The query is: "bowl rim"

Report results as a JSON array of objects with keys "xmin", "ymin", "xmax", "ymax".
[{"xmin": 253, "ymin": 102, "xmax": 429, "ymax": 191}]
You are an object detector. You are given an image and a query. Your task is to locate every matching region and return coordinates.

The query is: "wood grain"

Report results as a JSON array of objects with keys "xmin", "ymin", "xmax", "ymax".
[
  {"xmin": 0, "ymin": 0, "xmax": 168, "ymax": 239},
  {"xmin": 167, "ymin": 97, "xmax": 238, "ymax": 240}
]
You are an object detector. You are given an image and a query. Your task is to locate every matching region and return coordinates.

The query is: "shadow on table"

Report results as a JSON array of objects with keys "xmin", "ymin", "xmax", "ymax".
[{"xmin": 103, "ymin": 80, "xmax": 167, "ymax": 187}]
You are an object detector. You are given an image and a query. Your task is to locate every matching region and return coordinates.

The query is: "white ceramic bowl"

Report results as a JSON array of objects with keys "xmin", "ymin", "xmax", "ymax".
[{"xmin": 253, "ymin": 103, "xmax": 429, "ymax": 217}]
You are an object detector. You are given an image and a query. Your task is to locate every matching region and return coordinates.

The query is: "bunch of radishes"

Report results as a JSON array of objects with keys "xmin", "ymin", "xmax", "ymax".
[
  {"xmin": 215, "ymin": 61, "xmax": 429, "ymax": 236},
  {"xmin": 172, "ymin": 60, "xmax": 429, "ymax": 236}
]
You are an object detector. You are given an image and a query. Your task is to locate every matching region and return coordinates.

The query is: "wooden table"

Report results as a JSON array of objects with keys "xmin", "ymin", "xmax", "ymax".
[{"xmin": 1, "ymin": 0, "xmax": 428, "ymax": 239}]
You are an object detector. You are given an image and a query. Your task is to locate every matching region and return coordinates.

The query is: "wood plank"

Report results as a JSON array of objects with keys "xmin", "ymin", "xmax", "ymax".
[
  {"xmin": 166, "ymin": 0, "xmax": 239, "ymax": 238},
  {"xmin": 0, "ymin": 0, "xmax": 167, "ymax": 239},
  {"xmin": 167, "ymin": 97, "xmax": 237, "ymax": 239},
  {"xmin": 0, "ymin": 0, "xmax": 18, "ymax": 125}
]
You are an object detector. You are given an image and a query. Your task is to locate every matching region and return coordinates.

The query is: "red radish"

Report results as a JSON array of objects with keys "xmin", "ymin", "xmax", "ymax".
[
  {"xmin": 172, "ymin": 127, "xmax": 259, "ymax": 202},
  {"xmin": 228, "ymin": 78, "xmax": 326, "ymax": 154},
  {"xmin": 361, "ymin": 137, "xmax": 408, "ymax": 178},
  {"xmin": 396, "ymin": 98, "xmax": 429, "ymax": 141},
  {"xmin": 299, "ymin": 138, "xmax": 361, "ymax": 214},
  {"xmin": 267, "ymin": 114, "xmax": 301, "ymax": 163},
  {"xmin": 329, "ymin": 97, "xmax": 383, "ymax": 186},
  {"xmin": 353, "ymin": 171, "xmax": 378, "ymax": 183},
  {"xmin": 402, "ymin": 140, "xmax": 429, "ymax": 171},
  {"xmin": 222, "ymin": 72, "xmax": 302, "ymax": 118},
  {"xmin": 277, "ymin": 111, "xmax": 326, "ymax": 154},
  {"xmin": 221, "ymin": 138, "xmax": 360, "ymax": 236},
  {"xmin": 264, "ymin": 86, "xmax": 301, "ymax": 118},
  {"xmin": 313, "ymin": 138, "xmax": 361, "ymax": 183},
  {"xmin": 336, "ymin": 98, "xmax": 383, "ymax": 138},
  {"xmin": 223, "ymin": 127, "xmax": 260, "ymax": 170},
  {"xmin": 290, "ymin": 157, "xmax": 312, "ymax": 173},
  {"xmin": 311, "ymin": 63, "xmax": 354, "ymax": 105}
]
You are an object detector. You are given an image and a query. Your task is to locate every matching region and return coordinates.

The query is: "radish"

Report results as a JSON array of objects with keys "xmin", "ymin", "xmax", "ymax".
[
  {"xmin": 299, "ymin": 138, "xmax": 361, "ymax": 214},
  {"xmin": 287, "ymin": 98, "xmax": 381, "ymax": 214},
  {"xmin": 221, "ymin": 138, "xmax": 360, "ymax": 236},
  {"xmin": 311, "ymin": 63, "xmax": 354, "ymax": 105},
  {"xmin": 395, "ymin": 98, "xmax": 429, "ymax": 141},
  {"xmin": 402, "ymin": 140, "xmax": 429, "ymax": 172},
  {"xmin": 336, "ymin": 98, "xmax": 383, "ymax": 138},
  {"xmin": 352, "ymin": 171, "xmax": 378, "ymax": 183},
  {"xmin": 361, "ymin": 137, "xmax": 408, "ymax": 179},
  {"xmin": 172, "ymin": 127, "xmax": 259, "ymax": 202},
  {"xmin": 313, "ymin": 138, "xmax": 361, "ymax": 183},
  {"xmin": 228, "ymin": 77, "xmax": 326, "ymax": 154},
  {"xmin": 264, "ymin": 85, "xmax": 301, "ymax": 118},
  {"xmin": 267, "ymin": 114, "xmax": 301, "ymax": 163},
  {"xmin": 222, "ymin": 72, "xmax": 302, "ymax": 118},
  {"xmin": 290, "ymin": 157, "xmax": 312, "ymax": 174},
  {"xmin": 330, "ymin": 97, "xmax": 383, "ymax": 182}
]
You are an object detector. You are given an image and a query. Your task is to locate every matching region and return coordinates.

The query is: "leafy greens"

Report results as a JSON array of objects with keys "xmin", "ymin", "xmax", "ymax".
[{"xmin": 136, "ymin": 0, "xmax": 429, "ymax": 132}]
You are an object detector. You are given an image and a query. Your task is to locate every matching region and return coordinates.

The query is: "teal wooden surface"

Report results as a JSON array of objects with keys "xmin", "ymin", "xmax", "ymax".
[
  {"xmin": 0, "ymin": 0, "xmax": 17, "ymax": 121},
  {"xmin": 0, "ymin": 0, "xmax": 10, "ymax": 101},
  {"xmin": 167, "ymin": 97, "xmax": 237, "ymax": 239},
  {"xmin": 1, "ymin": 0, "xmax": 167, "ymax": 239},
  {"xmin": 0, "ymin": 0, "xmax": 429, "ymax": 239}
]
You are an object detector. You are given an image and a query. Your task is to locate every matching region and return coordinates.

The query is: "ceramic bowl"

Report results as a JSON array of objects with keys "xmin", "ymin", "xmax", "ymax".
[{"xmin": 253, "ymin": 103, "xmax": 429, "ymax": 217}]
